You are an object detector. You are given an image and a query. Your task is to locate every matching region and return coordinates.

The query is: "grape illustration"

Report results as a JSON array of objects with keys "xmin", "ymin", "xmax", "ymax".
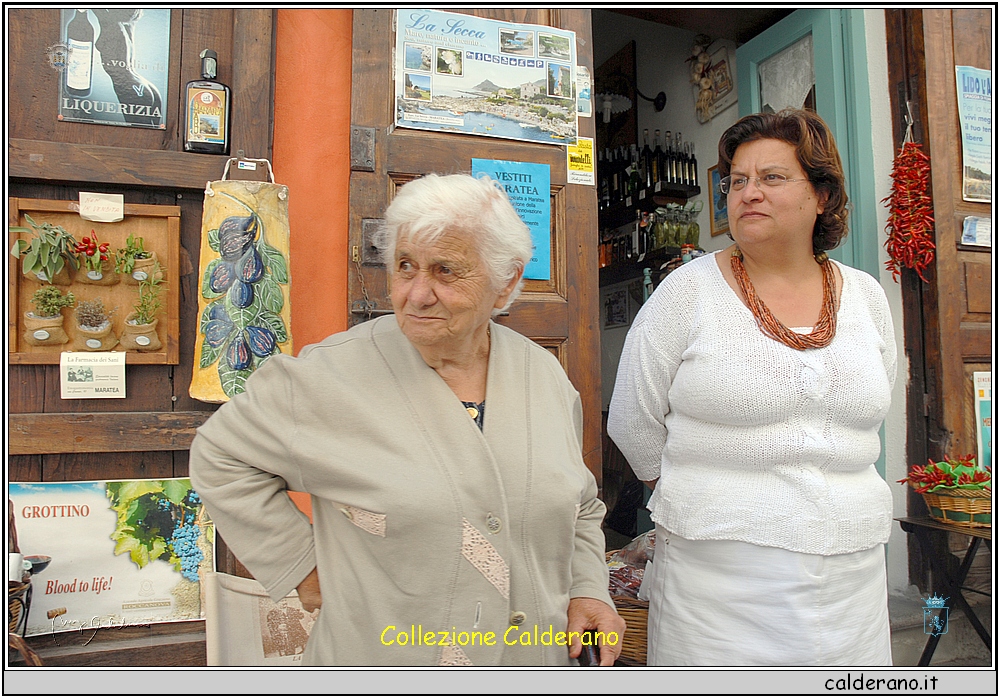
[{"xmin": 169, "ymin": 523, "xmax": 204, "ymax": 583}]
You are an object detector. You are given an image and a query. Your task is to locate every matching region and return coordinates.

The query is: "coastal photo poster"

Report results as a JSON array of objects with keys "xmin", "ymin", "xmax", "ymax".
[
  {"xmin": 955, "ymin": 66, "xmax": 992, "ymax": 202},
  {"xmin": 58, "ymin": 9, "xmax": 170, "ymax": 129},
  {"xmin": 395, "ymin": 9, "xmax": 577, "ymax": 145}
]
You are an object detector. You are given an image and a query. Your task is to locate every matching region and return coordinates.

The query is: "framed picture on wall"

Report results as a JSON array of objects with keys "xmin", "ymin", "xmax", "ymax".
[
  {"xmin": 603, "ymin": 288, "xmax": 629, "ymax": 328},
  {"xmin": 709, "ymin": 165, "xmax": 729, "ymax": 237}
]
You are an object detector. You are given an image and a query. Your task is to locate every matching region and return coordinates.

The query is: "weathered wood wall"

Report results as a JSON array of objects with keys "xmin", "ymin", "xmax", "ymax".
[{"xmin": 7, "ymin": 8, "xmax": 275, "ymax": 666}]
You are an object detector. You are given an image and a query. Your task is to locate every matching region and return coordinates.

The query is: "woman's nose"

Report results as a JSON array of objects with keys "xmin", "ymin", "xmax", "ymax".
[
  {"xmin": 740, "ymin": 177, "xmax": 766, "ymax": 202},
  {"xmin": 408, "ymin": 271, "xmax": 437, "ymax": 306}
]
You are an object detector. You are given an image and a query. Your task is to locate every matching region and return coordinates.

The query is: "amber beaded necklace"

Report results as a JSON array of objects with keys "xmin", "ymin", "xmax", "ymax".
[{"xmin": 730, "ymin": 247, "xmax": 837, "ymax": 350}]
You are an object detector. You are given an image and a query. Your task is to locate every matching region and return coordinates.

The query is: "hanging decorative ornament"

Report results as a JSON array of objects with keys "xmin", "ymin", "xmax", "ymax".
[
  {"xmin": 190, "ymin": 158, "xmax": 293, "ymax": 403},
  {"xmin": 882, "ymin": 113, "xmax": 935, "ymax": 283}
]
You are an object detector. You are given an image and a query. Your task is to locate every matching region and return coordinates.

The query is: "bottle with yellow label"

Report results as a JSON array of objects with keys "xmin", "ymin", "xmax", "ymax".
[{"xmin": 184, "ymin": 49, "xmax": 231, "ymax": 155}]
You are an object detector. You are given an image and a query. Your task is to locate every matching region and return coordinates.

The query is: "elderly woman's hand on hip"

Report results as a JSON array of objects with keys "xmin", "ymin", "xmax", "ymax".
[
  {"xmin": 566, "ymin": 596, "xmax": 626, "ymax": 666},
  {"xmin": 296, "ymin": 567, "xmax": 322, "ymax": 612}
]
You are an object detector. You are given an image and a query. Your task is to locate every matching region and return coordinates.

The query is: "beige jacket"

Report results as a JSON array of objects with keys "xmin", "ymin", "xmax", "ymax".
[{"xmin": 190, "ymin": 316, "xmax": 611, "ymax": 665}]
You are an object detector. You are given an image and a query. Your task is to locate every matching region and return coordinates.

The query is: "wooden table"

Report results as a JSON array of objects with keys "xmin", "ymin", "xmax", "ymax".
[{"xmin": 896, "ymin": 516, "xmax": 991, "ymax": 666}]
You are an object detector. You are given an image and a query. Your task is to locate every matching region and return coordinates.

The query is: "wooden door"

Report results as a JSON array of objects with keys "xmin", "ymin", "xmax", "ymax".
[
  {"xmin": 885, "ymin": 8, "xmax": 993, "ymax": 590},
  {"xmin": 348, "ymin": 9, "xmax": 603, "ymax": 485}
]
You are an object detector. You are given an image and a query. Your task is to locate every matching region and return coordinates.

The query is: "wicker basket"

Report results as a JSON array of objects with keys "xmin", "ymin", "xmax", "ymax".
[
  {"xmin": 922, "ymin": 489, "xmax": 991, "ymax": 528},
  {"xmin": 611, "ymin": 595, "xmax": 649, "ymax": 665},
  {"xmin": 606, "ymin": 550, "xmax": 649, "ymax": 665},
  {"xmin": 8, "ymin": 580, "xmax": 30, "ymax": 635}
]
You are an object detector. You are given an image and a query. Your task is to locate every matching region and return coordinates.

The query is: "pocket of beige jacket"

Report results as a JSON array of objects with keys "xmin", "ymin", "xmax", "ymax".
[{"xmin": 338, "ymin": 505, "xmax": 387, "ymax": 537}]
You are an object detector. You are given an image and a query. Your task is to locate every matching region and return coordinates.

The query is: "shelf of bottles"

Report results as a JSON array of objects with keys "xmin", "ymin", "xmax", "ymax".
[
  {"xmin": 598, "ymin": 128, "xmax": 702, "ymax": 287},
  {"xmin": 598, "ymin": 128, "xmax": 701, "ymax": 231}
]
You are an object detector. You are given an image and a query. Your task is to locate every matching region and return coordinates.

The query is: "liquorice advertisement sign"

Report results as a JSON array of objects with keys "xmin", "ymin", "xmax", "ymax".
[{"xmin": 57, "ymin": 9, "xmax": 170, "ymax": 129}]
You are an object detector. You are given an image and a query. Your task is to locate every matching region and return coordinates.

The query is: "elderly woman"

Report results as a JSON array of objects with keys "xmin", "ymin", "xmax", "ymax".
[
  {"xmin": 191, "ymin": 173, "xmax": 624, "ymax": 666},
  {"xmin": 608, "ymin": 110, "xmax": 896, "ymax": 666}
]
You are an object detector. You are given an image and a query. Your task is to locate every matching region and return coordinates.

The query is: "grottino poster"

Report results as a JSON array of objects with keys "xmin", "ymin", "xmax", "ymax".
[
  {"xmin": 9, "ymin": 479, "xmax": 213, "ymax": 636},
  {"xmin": 395, "ymin": 9, "xmax": 577, "ymax": 145},
  {"xmin": 58, "ymin": 9, "xmax": 170, "ymax": 129}
]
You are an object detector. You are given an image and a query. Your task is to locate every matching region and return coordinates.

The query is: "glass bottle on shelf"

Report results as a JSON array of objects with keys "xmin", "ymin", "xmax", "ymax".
[
  {"xmin": 608, "ymin": 148, "xmax": 619, "ymax": 206},
  {"xmin": 663, "ymin": 130, "xmax": 674, "ymax": 185},
  {"xmin": 628, "ymin": 145, "xmax": 641, "ymax": 201},
  {"xmin": 689, "ymin": 142, "xmax": 699, "ymax": 188},
  {"xmin": 185, "ymin": 49, "xmax": 231, "ymax": 155},
  {"xmin": 641, "ymin": 129, "xmax": 654, "ymax": 190},
  {"xmin": 617, "ymin": 145, "xmax": 627, "ymax": 203},
  {"xmin": 687, "ymin": 200, "xmax": 703, "ymax": 246},
  {"xmin": 674, "ymin": 132, "xmax": 685, "ymax": 185},
  {"xmin": 652, "ymin": 129, "xmax": 663, "ymax": 190},
  {"xmin": 598, "ymin": 149, "xmax": 610, "ymax": 212}
]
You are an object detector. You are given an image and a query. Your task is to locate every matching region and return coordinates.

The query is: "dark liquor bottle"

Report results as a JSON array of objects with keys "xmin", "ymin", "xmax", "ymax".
[
  {"xmin": 684, "ymin": 142, "xmax": 694, "ymax": 187},
  {"xmin": 598, "ymin": 149, "xmax": 610, "ymax": 212},
  {"xmin": 628, "ymin": 145, "xmax": 641, "ymax": 200},
  {"xmin": 616, "ymin": 145, "xmax": 628, "ymax": 204},
  {"xmin": 690, "ymin": 142, "xmax": 699, "ymax": 188},
  {"xmin": 65, "ymin": 10, "xmax": 95, "ymax": 98},
  {"xmin": 674, "ymin": 132, "xmax": 686, "ymax": 186},
  {"xmin": 664, "ymin": 130, "xmax": 675, "ymax": 185},
  {"xmin": 641, "ymin": 129, "xmax": 654, "ymax": 190},
  {"xmin": 609, "ymin": 148, "xmax": 621, "ymax": 206},
  {"xmin": 652, "ymin": 129, "xmax": 663, "ymax": 189},
  {"xmin": 185, "ymin": 49, "xmax": 231, "ymax": 155}
]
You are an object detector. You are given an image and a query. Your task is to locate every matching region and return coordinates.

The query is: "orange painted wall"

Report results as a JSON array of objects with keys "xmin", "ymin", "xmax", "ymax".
[
  {"xmin": 274, "ymin": 10, "xmax": 351, "ymax": 518},
  {"xmin": 273, "ymin": 9, "xmax": 352, "ymax": 349}
]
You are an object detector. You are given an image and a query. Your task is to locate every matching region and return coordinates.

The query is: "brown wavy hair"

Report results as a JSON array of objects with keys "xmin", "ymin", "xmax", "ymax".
[{"xmin": 717, "ymin": 109, "xmax": 848, "ymax": 252}]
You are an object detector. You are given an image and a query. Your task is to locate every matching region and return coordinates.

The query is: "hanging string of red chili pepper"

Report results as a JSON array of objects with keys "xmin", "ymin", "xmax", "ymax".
[{"xmin": 882, "ymin": 124, "xmax": 935, "ymax": 282}]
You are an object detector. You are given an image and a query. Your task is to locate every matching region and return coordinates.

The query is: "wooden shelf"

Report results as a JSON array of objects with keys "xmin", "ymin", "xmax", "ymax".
[
  {"xmin": 599, "ymin": 246, "xmax": 681, "ymax": 287},
  {"xmin": 599, "ymin": 182, "xmax": 701, "ymax": 229}
]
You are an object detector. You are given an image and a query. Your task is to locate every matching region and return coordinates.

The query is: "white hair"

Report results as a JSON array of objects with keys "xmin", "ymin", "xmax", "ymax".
[{"xmin": 381, "ymin": 173, "xmax": 533, "ymax": 313}]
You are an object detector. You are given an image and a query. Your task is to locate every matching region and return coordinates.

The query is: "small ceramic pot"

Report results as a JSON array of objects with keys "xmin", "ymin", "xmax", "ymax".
[
  {"xmin": 120, "ymin": 313, "xmax": 161, "ymax": 351},
  {"xmin": 74, "ymin": 321, "xmax": 118, "ymax": 352},
  {"xmin": 123, "ymin": 253, "xmax": 161, "ymax": 285},
  {"xmin": 75, "ymin": 258, "xmax": 119, "ymax": 286},
  {"xmin": 22, "ymin": 312, "xmax": 68, "ymax": 346}
]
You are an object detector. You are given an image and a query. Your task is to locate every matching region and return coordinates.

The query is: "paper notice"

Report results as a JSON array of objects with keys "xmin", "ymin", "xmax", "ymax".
[
  {"xmin": 61, "ymin": 351, "xmax": 126, "ymax": 399},
  {"xmin": 79, "ymin": 192, "xmax": 124, "ymax": 223},
  {"xmin": 567, "ymin": 136, "xmax": 595, "ymax": 185}
]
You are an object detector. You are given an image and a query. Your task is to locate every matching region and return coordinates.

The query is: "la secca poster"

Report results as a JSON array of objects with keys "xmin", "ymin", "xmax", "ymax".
[
  {"xmin": 395, "ymin": 9, "xmax": 578, "ymax": 145},
  {"xmin": 9, "ymin": 478, "xmax": 213, "ymax": 637}
]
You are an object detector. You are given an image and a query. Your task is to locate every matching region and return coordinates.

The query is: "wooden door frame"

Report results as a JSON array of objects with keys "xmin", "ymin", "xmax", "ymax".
[{"xmin": 884, "ymin": 8, "xmax": 994, "ymax": 591}]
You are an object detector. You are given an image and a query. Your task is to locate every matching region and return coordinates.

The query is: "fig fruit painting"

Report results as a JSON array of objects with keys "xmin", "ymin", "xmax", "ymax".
[{"xmin": 198, "ymin": 189, "xmax": 290, "ymax": 399}]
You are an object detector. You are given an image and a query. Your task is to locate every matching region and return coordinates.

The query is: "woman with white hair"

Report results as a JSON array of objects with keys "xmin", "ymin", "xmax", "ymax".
[{"xmin": 191, "ymin": 173, "xmax": 624, "ymax": 666}]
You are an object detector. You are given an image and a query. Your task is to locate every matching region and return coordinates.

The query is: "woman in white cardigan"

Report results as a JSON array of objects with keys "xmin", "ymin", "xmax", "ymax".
[
  {"xmin": 609, "ymin": 110, "xmax": 896, "ymax": 666},
  {"xmin": 191, "ymin": 174, "xmax": 624, "ymax": 666}
]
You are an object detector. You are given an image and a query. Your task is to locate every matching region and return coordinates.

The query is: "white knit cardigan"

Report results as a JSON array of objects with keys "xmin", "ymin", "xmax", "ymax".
[{"xmin": 608, "ymin": 252, "xmax": 897, "ymax": 556}]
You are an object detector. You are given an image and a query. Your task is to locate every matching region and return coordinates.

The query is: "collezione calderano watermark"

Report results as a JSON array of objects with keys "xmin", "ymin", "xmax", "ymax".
[{"xmin": 379, "ymin": 624, "xmax": 617, "ymax": 649}]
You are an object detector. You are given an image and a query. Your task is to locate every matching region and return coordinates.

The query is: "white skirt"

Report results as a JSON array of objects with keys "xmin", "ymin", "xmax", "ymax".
[{"xmin": 647, "ymin": 526, "xmax": 892, "ymax": 666}]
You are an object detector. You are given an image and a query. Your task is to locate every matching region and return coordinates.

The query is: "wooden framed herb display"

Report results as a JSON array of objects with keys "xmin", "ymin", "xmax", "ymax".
[{"xmin": 8, "ymin": 197, "xmax": 180, "ymax": 364}]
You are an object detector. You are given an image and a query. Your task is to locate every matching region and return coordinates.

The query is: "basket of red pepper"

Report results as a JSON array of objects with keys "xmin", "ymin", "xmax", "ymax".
[{"xmin": 898, "ymin": 454, "xmax": 991, "ymax": 528}]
